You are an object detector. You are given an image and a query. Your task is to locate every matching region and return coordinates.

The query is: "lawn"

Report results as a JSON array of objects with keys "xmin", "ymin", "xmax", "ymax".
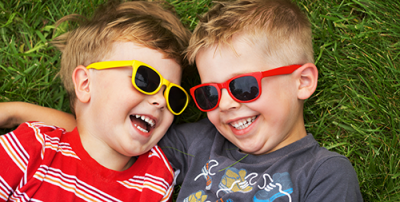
[{"xmin": 0, "ymin": 0, "xmax": 399, "ymax": 201}]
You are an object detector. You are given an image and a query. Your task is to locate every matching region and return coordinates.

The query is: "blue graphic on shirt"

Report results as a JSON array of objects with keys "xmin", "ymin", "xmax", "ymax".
[{"xmin": 253, "ymin": 172, "xmax": 293, "ymax": 202}]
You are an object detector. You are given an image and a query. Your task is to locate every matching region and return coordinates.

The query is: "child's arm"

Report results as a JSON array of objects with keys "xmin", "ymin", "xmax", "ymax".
[{"xmin": 0, "ymin": 102, "xmax": 77, "ymax": 131}]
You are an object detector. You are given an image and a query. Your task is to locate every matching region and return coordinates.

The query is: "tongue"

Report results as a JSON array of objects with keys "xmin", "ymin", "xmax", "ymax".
[{"xmin": 130, "ymin": 116, "xmax": 147, "ymax": 130}]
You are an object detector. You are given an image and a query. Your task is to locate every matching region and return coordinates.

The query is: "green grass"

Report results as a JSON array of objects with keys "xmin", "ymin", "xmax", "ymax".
[{"xmin": 1, "ymin": 0, "xmax": 399, "ymax": 201}]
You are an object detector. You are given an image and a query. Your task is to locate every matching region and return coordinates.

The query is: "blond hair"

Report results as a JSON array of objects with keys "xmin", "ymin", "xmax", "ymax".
[
  {"xmin": 186, "ymin": 0, "xmax": 313, "ymax": 66},
  {"xmin": 52, "ymin": 0, "xmax": 191, "ymax": 114}
]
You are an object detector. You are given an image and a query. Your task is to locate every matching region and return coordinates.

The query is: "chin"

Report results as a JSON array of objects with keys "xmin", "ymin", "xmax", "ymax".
[{"xmin": 239, "ymin": 140, "xmax": 273, "ymax": 155}]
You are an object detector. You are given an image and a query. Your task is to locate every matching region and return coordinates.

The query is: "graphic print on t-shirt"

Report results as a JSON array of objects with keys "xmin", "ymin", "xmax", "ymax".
[
  {"xmin": 217, "ymin": 167, "xmax": 253, "ymax": 196},
  {"xmin": 185, "ymin": 159, "xmax": 293, "ymax": 202},
  {"xmin": 194, "ymin": 159, "xmax": 219, "ymax": 190},
  {"xmin": 253, "ymin": 172, "xmax": 293, "ymax": 202}
]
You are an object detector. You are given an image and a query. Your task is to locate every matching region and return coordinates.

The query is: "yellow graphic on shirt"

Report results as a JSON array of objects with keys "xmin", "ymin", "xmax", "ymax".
[
  {"xmin": 217, "ymin": 168, "xmax": 253, "ymax": 197},
  {"xmin": 183, "ymin": 190, "xmax": 208, "ymax": 202}
]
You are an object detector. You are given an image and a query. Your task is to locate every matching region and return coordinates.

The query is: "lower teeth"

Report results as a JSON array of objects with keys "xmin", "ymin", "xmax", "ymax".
[{"xmin": 134, "ymin": 124, "xmax": 148, "ymax": 133}]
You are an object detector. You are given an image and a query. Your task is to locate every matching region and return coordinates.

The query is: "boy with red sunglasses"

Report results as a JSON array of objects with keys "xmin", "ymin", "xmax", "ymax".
[
  {"xmin": 0, "ymin": 0, "xmax": 190, "ymax": 201},
  {"xmin": 1, "ymin": 0, "xmax": 363, "ymax": 201},
  {"xmin": 160, "ymin": 0, "xmax": 362, "ymax": 201}
]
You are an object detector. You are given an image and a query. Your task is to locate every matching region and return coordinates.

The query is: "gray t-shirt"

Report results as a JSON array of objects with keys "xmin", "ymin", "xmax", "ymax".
[{"xmin": 159, "ymin": 118, "xmax": 363, "ymax": 201}]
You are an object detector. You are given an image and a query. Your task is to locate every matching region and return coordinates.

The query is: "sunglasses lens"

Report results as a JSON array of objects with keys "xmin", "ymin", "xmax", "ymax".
[
  {"xmin": 168, "ymin": 86, "xmax": 188, "ymax": 114},
  {"xmin": 229, "ymin": 76, "xmax": 259, "ymax": 101},
  {"xmin": 194, "ymin": 86, "xmax": 219, "ymax": 110},
  {"xmin": 135, "ymin": 65, "xmax": 160, "ymax": 92}
]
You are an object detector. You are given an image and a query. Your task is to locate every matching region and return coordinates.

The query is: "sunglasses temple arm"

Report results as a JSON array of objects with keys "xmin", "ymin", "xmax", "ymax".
[{"xmin": 261, "ymin": 64, "xmax": 302, "ymax": 77}]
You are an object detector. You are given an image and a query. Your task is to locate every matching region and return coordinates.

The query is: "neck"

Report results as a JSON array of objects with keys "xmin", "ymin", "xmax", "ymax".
[{"xmin": 77, "ymin": 123, "xmax": 135, "ymax": 171}]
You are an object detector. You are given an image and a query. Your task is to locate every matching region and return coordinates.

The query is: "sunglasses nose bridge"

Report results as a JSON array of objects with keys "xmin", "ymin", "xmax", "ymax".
[
  {"xmin": 218, "ymin": 80, "xmax": 230, "ymax": 94},
  {"xmin": 218, "ymin": 87, "xmax": 241, "ymax": 111},
  {"xmin": 159, "ymin": 77, "xmax": 172, "ymax": 94}
]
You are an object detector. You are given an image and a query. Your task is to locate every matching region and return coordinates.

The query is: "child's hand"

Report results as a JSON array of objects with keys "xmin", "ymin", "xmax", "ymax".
[{"xmin": 0, "ymin": 102, "xmax": 25, "ymax": 128}]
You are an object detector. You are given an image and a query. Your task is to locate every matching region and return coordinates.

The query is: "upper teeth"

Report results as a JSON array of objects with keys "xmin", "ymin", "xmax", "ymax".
[
  {"xmin": 135, "ymin": 115, "xmax": 155, "ymax": 127},
  {"xmin": 231, "ymin": 116, "xmax": 256, "ymax": 130}
]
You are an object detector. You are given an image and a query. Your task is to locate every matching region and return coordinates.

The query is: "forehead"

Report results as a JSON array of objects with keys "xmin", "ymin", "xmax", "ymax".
[
  {"xmin": 104, "ymin": 41, "xmax": 182, "ymax": 83},
  {"xmin": 195, "ymin": 35, "xmax": 272, "ymax": 83}
]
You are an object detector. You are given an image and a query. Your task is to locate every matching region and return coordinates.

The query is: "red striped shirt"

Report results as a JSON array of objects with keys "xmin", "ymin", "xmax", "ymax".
[{"xmin": 0, "ymin": 122, "xmax": 174, "ymax": 202}]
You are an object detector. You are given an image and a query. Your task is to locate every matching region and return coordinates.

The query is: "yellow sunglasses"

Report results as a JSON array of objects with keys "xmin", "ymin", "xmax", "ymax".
[{"xmin": 86, "ymin": 60, "xmax": 189, "ymax": 115}]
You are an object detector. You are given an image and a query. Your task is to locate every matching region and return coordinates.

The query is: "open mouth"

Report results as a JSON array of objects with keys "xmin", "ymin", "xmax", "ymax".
[
  {"xmin": 230, "ymin": 116, "xmax": 257, "ymax": 130},
  {"xmin": 130, "ymin": 115, "xmax": 155, "ymax": 133}
]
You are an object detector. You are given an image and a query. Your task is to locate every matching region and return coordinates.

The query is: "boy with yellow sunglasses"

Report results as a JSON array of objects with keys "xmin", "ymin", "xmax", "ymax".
[{"xmin": 0, "ymin": 0, "xmax": 190, "ymax": 201}]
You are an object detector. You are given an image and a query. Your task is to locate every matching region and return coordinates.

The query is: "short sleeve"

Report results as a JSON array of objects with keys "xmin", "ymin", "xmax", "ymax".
[
  {"xmin": 0, "ymin": 122, "xmax": 64, "ymax": 199},
  {"xmin": 305, "ymin": 156, "xmax": 363, "ymax": 202}
]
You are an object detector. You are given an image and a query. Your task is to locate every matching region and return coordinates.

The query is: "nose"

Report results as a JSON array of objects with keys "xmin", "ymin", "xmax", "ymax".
[
  {"xmin": 148, "ymin": 86, "xmax": 167, "ymax": 110},
  {"xmin": 218, "ymin": 88, "xmax": 240, "ymax": 111}
]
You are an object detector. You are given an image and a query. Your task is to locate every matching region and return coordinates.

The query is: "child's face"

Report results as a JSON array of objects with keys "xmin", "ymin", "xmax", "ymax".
[
  {"xmin": 195, "ymin": 36, "xmax": 306, "ymax": 155},
  {"xmin": 86, "ymin": 41, "xmax": 181, "ymax": 158}
]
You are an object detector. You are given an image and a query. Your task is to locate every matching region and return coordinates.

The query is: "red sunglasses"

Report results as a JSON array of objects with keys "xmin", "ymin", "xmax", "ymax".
[{"xmin": 190, "ymin": 64, "xmax": 302, "ymax": 112}]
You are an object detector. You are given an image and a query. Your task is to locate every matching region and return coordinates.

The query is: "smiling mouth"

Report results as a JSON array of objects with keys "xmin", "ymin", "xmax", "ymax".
[
  {"xmin": 230, "ymin": 116, "xmax": 257, "ymax": 130},
  {"xmin": 130, "ymin": 115, "xmax": 155, "ymax": 133}
]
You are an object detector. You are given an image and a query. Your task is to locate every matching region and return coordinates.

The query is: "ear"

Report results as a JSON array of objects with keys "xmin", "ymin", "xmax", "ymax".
[
  {"xmin": 72, "ymin": 65, "xmax": 91, "ymax": 103},
  {"xmin": 295, "ymin": 63, "xmax": 318, "ymax": 100}
]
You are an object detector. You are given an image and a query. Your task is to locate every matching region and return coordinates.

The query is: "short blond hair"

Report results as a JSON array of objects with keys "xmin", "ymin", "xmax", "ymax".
[
  {"xmin": 52, "ymin": 0, "xmax": 191, "ymax": 114},
  {"xmin": 186, "ymin": 0, "xmax": 313, "ymax": 66}
]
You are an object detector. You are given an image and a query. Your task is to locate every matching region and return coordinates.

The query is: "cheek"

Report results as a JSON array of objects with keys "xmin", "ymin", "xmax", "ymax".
[
  {"xmin": 207, "ymin": 111, "xmax": 222, "ymax": 129},
  {"xmin": 260, "ymin": 77, "xmax": 296, "ymax": 104},
  {"xmin": 253, "ymin": 93, "xmax": 289, "ymax": 115},
  {"xmin": 159, "ymin": 106, "xmax": 175, "ymax": 126},
  {"xmin": 163, "ymin": 112, "xmax": 175, "ymax": 127},
  {"xmin": 153, "ymin": 112, "xmax": 175, "ymax": 140},
  {"xmin": 206, "ymin": 110, "xmax": 231, "ymax": 140},
  {"xmin": 250, "ymin": 82, "xmax": 297, "ymax": 122}
]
